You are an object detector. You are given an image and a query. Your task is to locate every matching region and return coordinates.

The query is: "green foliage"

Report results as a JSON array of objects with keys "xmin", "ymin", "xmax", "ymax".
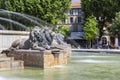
[
  {"xmin": 0, "ymin": 0, "xmax": 71, "ymax": 25},
  {"xmin": 81, "ymin": 0, "xmax": 119, "ymax": 19},
  {"xmin": 81, "ymin": 0, "xmax": 120, "ymax": 37},
  {"xmin": 110, "ymin": 12, "xmax": 120, "ymax": 35},
  {"xmin": 55, "ymin": 25, "xmax": 70, "ymax": 37},
  {"xmin": 83, "ymin": 15, "xmax": 98, "ymax": 40}
]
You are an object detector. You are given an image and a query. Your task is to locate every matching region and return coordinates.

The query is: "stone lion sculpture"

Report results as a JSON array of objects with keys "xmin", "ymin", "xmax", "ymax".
[
  {"xmin": 9, "ymin": 26, "xmax": 50, "ymax": 51},
  {"xmin": 8, "ymin": 26, "xmax": 66, "ymax": 51},
  {"xmin": 41, "ymin": 27, "xmax": 67, "ymax": 48}
]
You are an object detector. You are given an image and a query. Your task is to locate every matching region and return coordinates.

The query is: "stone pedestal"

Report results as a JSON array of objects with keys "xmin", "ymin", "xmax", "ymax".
[
  {"xmin": 6, "ymin": 48, "xmax": 70, "ymax": 68},
  {"xmin": 0, "ymin": 54, "xmax": 24, "ymax": 71}
]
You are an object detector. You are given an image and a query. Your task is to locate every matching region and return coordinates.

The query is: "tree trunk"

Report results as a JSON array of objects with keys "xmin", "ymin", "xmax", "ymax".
[{"xmin": 87, "ymin": 40, "xmax": 91, "ymax": 49}]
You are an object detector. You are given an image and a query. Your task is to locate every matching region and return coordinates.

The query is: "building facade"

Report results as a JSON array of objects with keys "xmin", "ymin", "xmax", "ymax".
[
  {"xmin": 68, "ymin": 2, "xmax": 84, "ymax": 40},
  {"xmin": 58, "ymin": 2, "xmax": 84, "ymax": 40},
  {"xmin": 58, "ymin": 2, "xmax": 120, "ymax": 48},
  {"xmin": 57, "ymin": 2, "xmax": 85, "ymax": 48}
]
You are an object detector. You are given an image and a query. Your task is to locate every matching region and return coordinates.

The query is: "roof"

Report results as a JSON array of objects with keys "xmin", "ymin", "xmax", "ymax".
[{"xmin": 70, "ymin": 2, "xmax": 81, "ymax": 8}]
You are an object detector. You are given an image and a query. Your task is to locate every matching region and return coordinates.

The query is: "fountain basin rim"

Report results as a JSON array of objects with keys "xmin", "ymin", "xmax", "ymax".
[
  {"xmin": 0, "ymin": 30, "xmax": 29, "ymax": 35},
  {"xmin": 72, "ymin": 49, "xmax": 120, "ymax": 53}
]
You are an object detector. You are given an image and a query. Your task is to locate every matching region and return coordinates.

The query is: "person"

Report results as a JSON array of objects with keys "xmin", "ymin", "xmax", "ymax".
[
  {"xmin": 107, "ymin": 41, "xmax": 110, "ymax": 49},
  {"xmin": 96, "ymin": 41, "xmax": 102, "ymax": 49}
]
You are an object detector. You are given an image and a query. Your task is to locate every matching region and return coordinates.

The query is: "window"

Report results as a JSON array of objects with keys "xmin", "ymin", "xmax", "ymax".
[
  {"xmin": 66, "ymin": 19, "xmax": 68, "ymax": 24},
  {"xmin": 78, "ymin": 9, "xmax": 81, "ymax": 15},
  {"xmin": 70, "ymin": 10, "xmax": 73, "ymax": 15},
  {"xmin": 75, "ymin": 17, "xmax": 78, "ymax": 23},
  {"xmin": 70, "ymin": 25, "xmax": 74, "ymax": 32},
  {"xmin": 78, "ymin": 25, "xmax": 82, "ymax": 31},
  {"xmin": 78, "ymin": 17, "xmax": 81, "ymax": 23},
  {"xmin": 74, "ymin": 9, "xmax": 78, "ymax": 15},
  {"xmin": 70, "ymin": 17, "xmax": 73, "ymax": 23}
]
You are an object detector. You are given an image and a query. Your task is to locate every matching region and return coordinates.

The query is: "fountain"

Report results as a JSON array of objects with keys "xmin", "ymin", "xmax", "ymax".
[
  {"xmin": 0, "ymin": 9, "xmax": 120, "ymax": 79},
  {"xmin": 0, "ymin": 10, "xmax": 71, "ymax": 69},
  {"xmin": 2, "ymin": 26, "xmax": 70, "ymax": 68}
]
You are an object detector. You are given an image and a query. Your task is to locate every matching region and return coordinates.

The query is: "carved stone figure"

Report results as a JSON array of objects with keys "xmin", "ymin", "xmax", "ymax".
[
  {"xmin": 52, "ymin": 33, "xmax": 67, "ymax": 45},
  {"xmin": 41, "ymin": 27, "xmax": 67, "ymax": 48},
  {"xmin": 8, "ymin": 26, "xmax": 67, "ymax": 51},
  {"xmin": 41, "ymin": 27, "xmax": 53, "ymax": 45},
  {"xmin": 29, "ymin": 26, "xmax": 50, "ymax": 50},
  {"xmin": 10, "ymin": 38, "xmax": 32, "ymax": 50}
]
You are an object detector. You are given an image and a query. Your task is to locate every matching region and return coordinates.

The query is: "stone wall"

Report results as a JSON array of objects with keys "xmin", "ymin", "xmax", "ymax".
[
  {"xmin": 0, "ymin": 30, "xmax": 29, "ymax": 52},
  {"xmin": 0, "ymin": 54, "xmax": 24, "ymax": 71}
]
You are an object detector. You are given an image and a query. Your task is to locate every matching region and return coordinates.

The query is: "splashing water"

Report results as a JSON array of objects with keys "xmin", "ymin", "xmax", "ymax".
[
  {"xmin": 0, "ymin": 17, "xmax": 28, "ymax": 30},
  {"xmin": 0, "ymin": 24, "xmax": 6, "ymax": 30},
  {"xmin": 70, "ymin": 52, "xmax": 120, "ymax": 64},
  {"xmin": 71, "ymin": 59, "xmax": 120, "ymax": 63},
  {"xmin": 0, "ymin": 9, "xmax": 54, "ymax": 31}
]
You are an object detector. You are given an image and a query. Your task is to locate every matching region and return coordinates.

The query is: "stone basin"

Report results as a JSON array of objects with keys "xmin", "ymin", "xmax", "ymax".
[{"xmin": 6, "ymin": 49, "xmax": 68, "ymax": 69}]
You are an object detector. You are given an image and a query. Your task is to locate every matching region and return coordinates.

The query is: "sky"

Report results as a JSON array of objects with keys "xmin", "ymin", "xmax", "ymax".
[{"xmin": 72, "ymin": 0, "xmax": 80, "ymax": 2}]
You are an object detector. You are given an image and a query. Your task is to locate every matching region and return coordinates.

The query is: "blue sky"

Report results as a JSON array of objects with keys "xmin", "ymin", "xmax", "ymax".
[{"xmin": 72, "ymin": 0, "xmax": 80, "ymax": 2}]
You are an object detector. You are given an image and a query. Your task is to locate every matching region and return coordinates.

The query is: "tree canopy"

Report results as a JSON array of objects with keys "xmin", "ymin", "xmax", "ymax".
[
  {"xmin": 83, "ymin": 15, "xmax": 98, "ymax": 40},
  {"xmin": 0, "ymin": 0, "xmax": 71, "ymax": 25},
  {"xmin": 110, "ymin": 12, "xmax": 120, "ymax": 35},
  {"xmin": 55, "ymin": 25, "xmax": 70, "ymax": 37},
  {"xmin": 81, "ymin": 0, "xmax": 120, "ymax": 37}
]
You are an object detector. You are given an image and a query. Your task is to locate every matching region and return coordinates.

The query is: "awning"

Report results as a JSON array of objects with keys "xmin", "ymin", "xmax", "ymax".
[{"xmin": 69, "ymin": 32, "xmax": 84, "ymax": 39}]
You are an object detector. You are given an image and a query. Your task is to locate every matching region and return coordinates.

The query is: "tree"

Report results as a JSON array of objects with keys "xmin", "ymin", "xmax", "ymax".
[
  {"xmin": 81, "ymin": 0, "xmax": 120, "ymax": 37},
  {"xmin": 0, "ymin": 0, "xmax": 71, "ymax": 25},
  {"xmin": 55, "ymin": 25, "xmax": 70, "ymax": 40},
  {"xmin": 110, "ymin": 12, "xmax": 120, "ymax": 35},
  {"xmin": 83, "ymin": 15, "xmax": 98, "ymax": 48}
]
